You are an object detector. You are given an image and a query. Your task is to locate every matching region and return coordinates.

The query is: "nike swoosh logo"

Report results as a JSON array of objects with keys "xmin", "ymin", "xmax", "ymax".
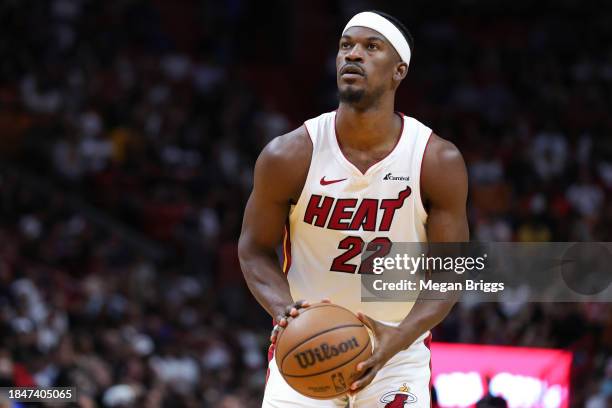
[{"xmin": 320, "ymin": 176, "xmax": 347, "ymax": 186}]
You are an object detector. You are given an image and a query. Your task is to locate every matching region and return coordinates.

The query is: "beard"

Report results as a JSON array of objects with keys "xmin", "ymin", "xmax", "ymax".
[
  {"xmin": 338, "ymin": 87, "xmax": 366, "ymax": 104},
  {"xmin": 337, "ymin": 84, "xmax": 385, "ymax": 110}
]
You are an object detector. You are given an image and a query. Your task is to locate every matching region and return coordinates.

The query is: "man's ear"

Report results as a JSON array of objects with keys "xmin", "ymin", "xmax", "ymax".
[{"xmin": 393, "ymin": 62, "xmax": 408, "ymax": 83}]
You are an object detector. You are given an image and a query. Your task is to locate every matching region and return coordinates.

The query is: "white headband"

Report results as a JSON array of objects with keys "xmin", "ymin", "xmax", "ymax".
[{"xmin": 342, "ymin": 12, "xmax": 411, "ymax": 67}]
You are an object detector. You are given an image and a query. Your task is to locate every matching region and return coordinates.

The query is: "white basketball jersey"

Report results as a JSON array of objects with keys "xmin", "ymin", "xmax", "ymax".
[{"xmin": 283, "ymin": 111, "xmax": 432, "ymax": 323}]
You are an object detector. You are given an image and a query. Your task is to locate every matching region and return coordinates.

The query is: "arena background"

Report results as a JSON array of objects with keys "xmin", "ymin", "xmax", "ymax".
[{"xmin": 0, "ymin": 0, "xmax": 611, "ymax": 407}]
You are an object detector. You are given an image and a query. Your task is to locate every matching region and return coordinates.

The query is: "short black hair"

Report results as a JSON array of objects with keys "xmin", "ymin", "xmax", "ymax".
[{"xmin": 368, "ymin": 10, "xmax": 414, "ymax": 53}]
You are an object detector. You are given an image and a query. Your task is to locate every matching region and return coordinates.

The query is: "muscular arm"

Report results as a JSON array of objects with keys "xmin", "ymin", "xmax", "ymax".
[
  {"xmin": 397, "ymin": 133, "xmax": 469, "ymax": 343},
  {"xmin": 238, "ymin": 127, "xmax": 312, "ymax": 319},
  {"xmin": 351, "ymin": 133, "xmax": 469, "ymax": 392}
]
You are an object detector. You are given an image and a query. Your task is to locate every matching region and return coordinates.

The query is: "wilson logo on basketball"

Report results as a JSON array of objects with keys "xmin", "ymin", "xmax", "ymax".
[{"xmin": 294, "ymin": 337, "xmax": 360, "ymax": 369}]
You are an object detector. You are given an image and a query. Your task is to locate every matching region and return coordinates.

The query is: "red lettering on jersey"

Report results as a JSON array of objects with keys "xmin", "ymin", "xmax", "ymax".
[
  {"xmin": 303, "ymin": 195, "xmax": 334, "ymax": 227},
  {"xmin": 379, "ymin": 186, "xmax": 412, "ymax": 231},
  {"xmin": 304, "ymin": 186, "xmax": 411, "ymax": 231},
  {"xmin": 349, "ymin": 199, "xmax": 378, "ymax": 231},
  {"xmin": 327, "ymin": 199, "xmax": 357, "ymax": 230}
]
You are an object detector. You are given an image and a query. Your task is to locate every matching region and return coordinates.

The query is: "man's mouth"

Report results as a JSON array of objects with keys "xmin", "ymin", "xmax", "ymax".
[{"xmin": 340, "ymin": 65, "xmax": 365, "ymax": 76}]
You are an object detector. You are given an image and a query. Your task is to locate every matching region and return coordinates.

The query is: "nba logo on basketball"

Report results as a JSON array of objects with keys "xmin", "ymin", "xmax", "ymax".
[
  {"xmin": 331, "ymin": 372, "xmax": 346, "ymax": 392},
  {"xmin": 379, "ymin": 384, "xmax": 418, "ymax": 407}
]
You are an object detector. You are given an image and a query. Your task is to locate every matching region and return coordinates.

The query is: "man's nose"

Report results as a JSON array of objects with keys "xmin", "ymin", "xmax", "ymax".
[{"xmin": 345, "ymin": 44, "xmax": 364, "ymax": 62}]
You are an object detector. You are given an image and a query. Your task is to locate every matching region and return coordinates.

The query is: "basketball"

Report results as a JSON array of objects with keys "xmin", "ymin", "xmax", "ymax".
[{"xmin": 274, "ymin": 303, "xmax": 372, "ymax": 399}]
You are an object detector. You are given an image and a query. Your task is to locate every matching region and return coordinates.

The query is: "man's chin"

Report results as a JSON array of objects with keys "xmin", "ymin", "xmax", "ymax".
[{"xmin": 338, "ymin": 87, "xmax": 366, "ymax": 104}]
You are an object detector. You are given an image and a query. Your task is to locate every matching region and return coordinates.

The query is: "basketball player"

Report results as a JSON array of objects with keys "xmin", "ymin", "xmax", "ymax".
[{"xmin": 239, "ymin": 11, "xmax": 469, "ymax": 407}]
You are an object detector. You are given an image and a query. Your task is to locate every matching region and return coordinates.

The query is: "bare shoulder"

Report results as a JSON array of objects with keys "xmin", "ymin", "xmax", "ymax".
[
  {"xmin": 259, "ymin": 126, "xmax": 312, "ymax": 168},
  {"xmin": 255, "ymin": 126, "xmax": 312, "ymax": 203},
  {"xmin": 423, "ymin": 133, "xmax": 465, "ymax": 171},
  {"xmin": 421, "ymin": 132, "xmax": 468, "ymax": 207}
]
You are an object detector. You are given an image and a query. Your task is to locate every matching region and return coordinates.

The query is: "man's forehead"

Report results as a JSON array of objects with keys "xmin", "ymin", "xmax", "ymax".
[{"xmin": 341, "ymin": 26, "xmax": 389, "ymax": 43}]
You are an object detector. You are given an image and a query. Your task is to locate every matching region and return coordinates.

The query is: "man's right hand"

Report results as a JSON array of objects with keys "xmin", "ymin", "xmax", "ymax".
[{"xmin": 270, "ymin": 298, "xmax": 331, "ymax": 343}]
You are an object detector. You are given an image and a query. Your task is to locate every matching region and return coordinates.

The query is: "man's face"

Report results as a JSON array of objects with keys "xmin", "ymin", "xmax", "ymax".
[{"xmin": 336, "ymin": 26, "xmax": 404, "ymax": 107}]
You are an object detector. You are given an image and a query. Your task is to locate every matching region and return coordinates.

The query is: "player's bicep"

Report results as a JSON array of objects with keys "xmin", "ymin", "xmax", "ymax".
[
  {"xmin": 240, "ymin": 127, "xmax": 310, "ymax": 257},
  {"xmin": 240, "ymin": 143, "xmax": 294, "ymax": 252},
  {"xmin": 241, "ymin": 188, "xmax": 289, "ymax": 251},
  {"xmin": 422, "ymin": 136, "xmax": 469, "ymax": 243},
  {"xmin": 427, "ymin": 205, "xmax": 468, "ymax": 242}
]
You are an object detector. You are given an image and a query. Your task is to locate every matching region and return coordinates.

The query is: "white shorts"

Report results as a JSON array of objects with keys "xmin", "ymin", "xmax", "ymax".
[{"xmin": 263, "ymin": 332, "xmax": 432, "ymax": 408}]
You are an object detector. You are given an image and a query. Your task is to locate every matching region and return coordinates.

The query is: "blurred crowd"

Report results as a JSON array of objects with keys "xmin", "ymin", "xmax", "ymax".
[
  {"xmin": 0, "ymin": 171, "xmax": 267, "ymax": 407},
  {"xmin": 0, "ymin": 0, "xmax": 611, "ymax": 407}
]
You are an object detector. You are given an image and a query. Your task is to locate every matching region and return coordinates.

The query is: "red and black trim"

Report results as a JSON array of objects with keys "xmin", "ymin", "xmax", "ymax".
[
  {"xmin": 266, "ymin": 342, "xmax": 275, "ymax": 384},
  {"xmin": 282, "ymin": 220, "xmax": 292, "ymax": 274},
  {"xmin": 267, "ymin": 220, "xmax": 291, "ymax": 384},
  {"xmin": 424, "ymin": 332, "xmax": 433, "ymax": 408},
  {"xmin": 419, "ymin": 131, "xmax": 433, "ymax": 215}
]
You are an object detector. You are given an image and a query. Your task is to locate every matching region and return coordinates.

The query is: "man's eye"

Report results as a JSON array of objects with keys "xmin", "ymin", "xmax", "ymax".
[
  {"xmin": 368, "ymin": 43, "xmax": 378, "ymax": 50},
  {"xmin": 341, "ymin": 42, "xmax": 351, "ymax": 49}
]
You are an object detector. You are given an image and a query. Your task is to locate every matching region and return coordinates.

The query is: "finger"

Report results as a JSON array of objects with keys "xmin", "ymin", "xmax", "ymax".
[
  {"xmin": 294, "ymin": 299, "xmax": 309, "ymax": 309},
  {"xmin": 277, "ymin": 317, "xmax": 288, "ymax": 327},
  {"xmin": 320, "ymin": 298, "xmax": 331, "ymax": 303},
  {"xmin": 286, "ymin": 300, "xmax": 311, "ymax": 318},
  {"xmin": 356, "ymin": 356, "xmax": 376, "ymax": 372},
  {"xmin": 356, "ymin": 311, "xmax": 377, "ymax": 332},
  {"xmin": 288, "ymin": 300, "xmax": 306, "ymax": 312},
  {"xmin": 349, "ymin": 367, "xmax": 377, "ymax": 392}
]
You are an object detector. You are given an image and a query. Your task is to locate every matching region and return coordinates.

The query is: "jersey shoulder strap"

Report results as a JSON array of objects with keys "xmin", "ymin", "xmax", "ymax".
[{"xmin": 303, "ymin": 111, "xmax": 335, "ymax": 150}]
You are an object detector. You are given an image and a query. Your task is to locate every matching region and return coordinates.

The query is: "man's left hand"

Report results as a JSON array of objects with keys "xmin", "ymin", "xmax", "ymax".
[{"xmin": 348, "ymin": 312, "xmax": 408, "ymax": 394}]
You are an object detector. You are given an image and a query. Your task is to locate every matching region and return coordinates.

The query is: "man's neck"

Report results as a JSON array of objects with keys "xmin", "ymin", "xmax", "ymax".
[{"xmin": 336, "ymin": 98, "xmax": 400, "ymax": 151}]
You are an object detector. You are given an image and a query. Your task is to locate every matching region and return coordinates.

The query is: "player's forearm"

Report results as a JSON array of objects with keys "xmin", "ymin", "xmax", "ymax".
[
  {"xmin": 397, "ymin": 299, "xmax": 456, "ymax": 347},
  {"xmin": 239, "ymin": 247, "xmax": 294, "ymax": 319},
  {"xmin": 395, "ymin": 242, "xmax": 463, "ymax": 348}
]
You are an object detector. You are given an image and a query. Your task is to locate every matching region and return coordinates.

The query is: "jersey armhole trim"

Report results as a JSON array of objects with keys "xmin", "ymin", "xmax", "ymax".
[
  {"xmin": 303, "ymin": 121, "xmax": 315, "ymax": 146},
  {"xmin": 416, "ymin": 130, "xmax": 433, "ymax": 223}
]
